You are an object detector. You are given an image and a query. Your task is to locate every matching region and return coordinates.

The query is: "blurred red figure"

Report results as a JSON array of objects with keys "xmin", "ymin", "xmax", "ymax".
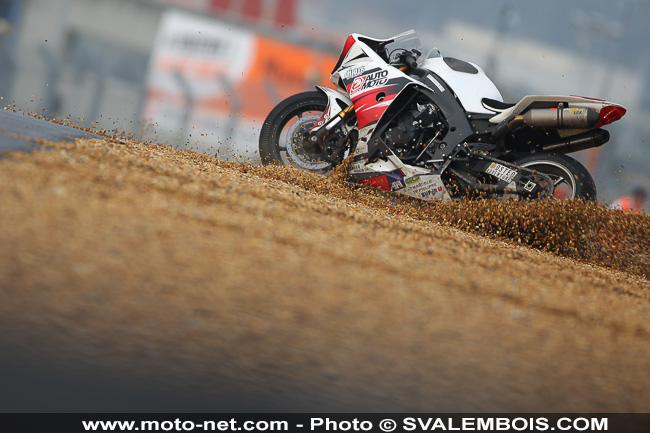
[{"xmin": 610, "ymin": 186, "xmax": 647, "ymax": 213}]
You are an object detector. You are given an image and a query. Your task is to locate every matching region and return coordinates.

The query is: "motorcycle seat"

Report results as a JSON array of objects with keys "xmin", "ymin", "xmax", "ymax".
[{"xmin": 482, "ymin": 98, "xmax": 516, "ymax": 113}]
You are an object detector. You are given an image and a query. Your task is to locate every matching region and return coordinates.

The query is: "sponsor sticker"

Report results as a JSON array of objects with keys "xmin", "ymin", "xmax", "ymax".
[
  {"xmin": 343, "ymin": 65, "xmax": 366, "ymax": 80},
  {"xmin": 349, "ymin": 70, "xmax": 389, "ymax": 95},
  {"xmin": 419, "ymin": 186, "xmax": 444, "ymax": 199},
  {"xmin": 486, "ymin": 162, "xmax": 517, "ymax": 183},
  {"xmin": 396, "ymin": 174, "xmax": 446, "ymax": 201},
  {"xmin": 427, "ymin": 75, "xmax": 445, "ymax": 92},
  {"xmin": 350, "ymin": 161, "xmax": 367, "ymax": 172},
  {"xmin": 405, "ymin": 175, "xmax": 421, "ymax": 186},
  {"xmin": 391, "ymin": 180, "xmax": 406, "ymax": 191},
  {"xmin": 349, "ymin": 76, "xmax": 367, "ymax": 95}
]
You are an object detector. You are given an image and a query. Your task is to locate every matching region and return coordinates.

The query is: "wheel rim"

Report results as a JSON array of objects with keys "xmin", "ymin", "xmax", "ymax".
[
  {"xmin": 275, "ymin": 104, "xmax": 331, "ymax": 172},
  {"xmin": 520, "ymin": 160, "xmax": 577, "ymax": 199},
  {"xmin": 283, "ymin": 114, "xmax": 330, "ymax": 171}
]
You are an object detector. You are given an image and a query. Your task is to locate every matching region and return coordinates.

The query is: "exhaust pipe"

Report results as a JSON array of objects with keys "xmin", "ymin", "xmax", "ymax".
[
  {"xmin": 542, "ymin": 129, "xmax": 610, "ymax": 154},
  {"xmin": 521, "ymin": 107, "xmax": 600, "ymax": 129},
  {"xmin": 492, "ymin": 107, "xmax": 601, "ymax": 141}
]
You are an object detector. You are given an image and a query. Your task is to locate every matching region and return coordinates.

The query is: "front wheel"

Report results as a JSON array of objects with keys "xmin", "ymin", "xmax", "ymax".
[
  {"xmin": 259, "ymin": 91, "xmax": 332, "ymax": 173},
  {"xmin": 515, "ymin": 153, "xmax": 597, "ymax": 200}
]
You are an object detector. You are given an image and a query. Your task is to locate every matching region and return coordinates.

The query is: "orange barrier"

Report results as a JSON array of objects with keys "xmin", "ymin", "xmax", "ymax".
[
  {"xmin": 144, "ymin": 11, "xmax": 338, "ymax": 140},
  {"xmin": 235, "ymin": 35, "xmax": 337, "ymax": 119}
]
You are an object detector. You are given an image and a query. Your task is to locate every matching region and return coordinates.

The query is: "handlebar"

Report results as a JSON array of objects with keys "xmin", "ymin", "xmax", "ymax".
[
  {"xmin": 391, "ymin": 49, "xmax": 420, "ymax": 70},
  {"xmin": 403, "ymin": 54, "xmax": 418, "ymax": 69}
]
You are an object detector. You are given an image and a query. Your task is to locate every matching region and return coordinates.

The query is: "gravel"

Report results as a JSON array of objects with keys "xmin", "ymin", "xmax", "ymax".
[{"xmin": 1, "ymin": 136, "xmax": 648, "ymax": 412}]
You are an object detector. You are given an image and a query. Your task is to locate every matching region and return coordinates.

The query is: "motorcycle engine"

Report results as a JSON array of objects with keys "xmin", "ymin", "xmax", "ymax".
[{"xmin": 383, "ymin": 102, "xmax": 443, "ymax": 163}]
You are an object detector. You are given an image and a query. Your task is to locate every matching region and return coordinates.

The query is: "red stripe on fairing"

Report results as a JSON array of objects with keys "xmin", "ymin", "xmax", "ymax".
[
  {"xmin": 356, "ymin": 101, "xmax": 394, "ymax": 128},
  {"xmin": 310, "ymin": 103, "xmax": 334, "ymax": 132},
  {"xmin": 358, "ymin": 175, "xmax": 391, "ymax": 191},
  {"xmin": 353, "ymin": 88, "xmax": 398, "ymax": 129},
  {"xmin": 333, "ymin": 35, "xmax": 357, "ymax": 74}
]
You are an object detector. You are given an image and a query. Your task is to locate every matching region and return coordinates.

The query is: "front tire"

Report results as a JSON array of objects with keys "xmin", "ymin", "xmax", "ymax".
[
  {"xmin": 259, "ymin": 91, "xmax": 331, "ymax": 173},
  {"xmin": 515, "ymin": 153, "xmax": 597, "ymax": 200}
]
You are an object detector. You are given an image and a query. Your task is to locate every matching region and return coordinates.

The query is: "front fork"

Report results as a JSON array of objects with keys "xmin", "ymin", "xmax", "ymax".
[
  {"xmin": 310, "ymin": 86, "xmax": 355, "ymax": 141},
  {"xmin": 311, "ymin": 104, "xmax": 355, "ymax": 143}
]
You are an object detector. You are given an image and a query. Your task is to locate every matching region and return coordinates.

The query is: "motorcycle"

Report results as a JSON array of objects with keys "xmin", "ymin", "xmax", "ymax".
[{"xmin": 259, "ymin": 30, "xmax": 627, "ymax": 201}]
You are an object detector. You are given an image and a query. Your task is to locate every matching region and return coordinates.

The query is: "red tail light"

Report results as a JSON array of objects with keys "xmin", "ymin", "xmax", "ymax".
[{"xmin": 596, "ymin": 105, "xmax": 626, "ymax": 128}]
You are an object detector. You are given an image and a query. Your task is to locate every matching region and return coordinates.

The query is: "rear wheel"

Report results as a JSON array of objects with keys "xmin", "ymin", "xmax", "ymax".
[
  {"xmin": 259, "ymin": 91, "xmax": 332, "ymax": 173},
  {"xmin": 515, "ymin": 153, "xmax": 596, "ymax": 200}
]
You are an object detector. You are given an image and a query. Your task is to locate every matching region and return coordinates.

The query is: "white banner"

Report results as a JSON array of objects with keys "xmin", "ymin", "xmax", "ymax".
[{"xmin": 143, "ymin": 10, "xmax": 337, "ymax": 162}]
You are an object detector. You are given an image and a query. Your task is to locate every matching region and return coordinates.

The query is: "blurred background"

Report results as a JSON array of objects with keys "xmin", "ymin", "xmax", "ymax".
[{"xmin": 1, "ymin": 0, "xmax": 649, "ymax": 203}]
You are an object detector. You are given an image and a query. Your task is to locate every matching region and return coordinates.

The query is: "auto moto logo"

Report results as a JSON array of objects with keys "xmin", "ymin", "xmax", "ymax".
[
  {"xmin": 350, "ymin": 76, "xmax": 366, "ymax": 95},
  {"xmin": 349, "ymin": 70, "xmax": 389, "ymax": 95}
]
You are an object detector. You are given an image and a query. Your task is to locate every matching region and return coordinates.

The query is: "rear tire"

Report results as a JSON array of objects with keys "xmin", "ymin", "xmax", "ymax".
[
  {"xmin": 259, "ymin": 91, "xmax": 331, "ymax": 173},
  {"xmin": 515, "ymin": 153, "xmax": 597, "ymax": 200}
]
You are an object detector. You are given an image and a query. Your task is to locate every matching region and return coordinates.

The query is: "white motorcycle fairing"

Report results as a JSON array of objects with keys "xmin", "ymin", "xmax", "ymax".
[
  {"xmin": 319, "ymin": 31, "xmax": 489, "ymax": 201},
  {"xmin": 312, "ymin": 86, "xmax": 352, "ymax": 131},
  {"xmin": 422, "ymin": 57, "xmax": 503, "ymax": 115}
]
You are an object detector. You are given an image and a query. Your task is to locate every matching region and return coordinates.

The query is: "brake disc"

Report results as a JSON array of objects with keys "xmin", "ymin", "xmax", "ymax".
[{"xmin": 285, "ymin": 114, "xmax": 330, "ymax": 171}]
